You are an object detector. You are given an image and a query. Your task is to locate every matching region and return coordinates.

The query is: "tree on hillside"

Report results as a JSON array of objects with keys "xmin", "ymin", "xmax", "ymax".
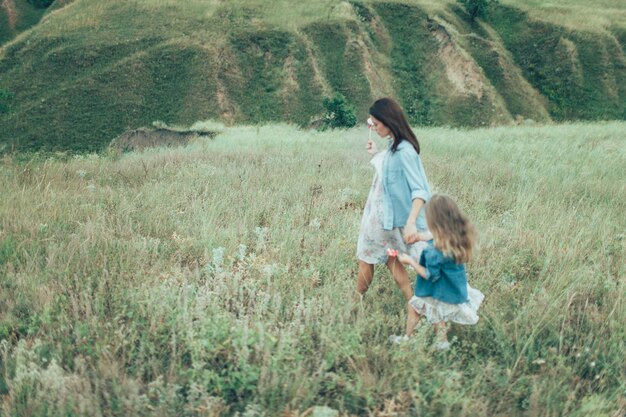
[
  {"xmin": 458, "ymin": 0, "xmax": 499, "ymax": 20},
  {"xmin": 27, "ymin": 0, "xmax": 55, "ymax": 8},
  {"xmin": 0, "ymin": 89, "xmax": 13, "ymax": 114}
]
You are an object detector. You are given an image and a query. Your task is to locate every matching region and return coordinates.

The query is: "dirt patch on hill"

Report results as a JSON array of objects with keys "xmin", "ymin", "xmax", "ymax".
[
  {"xmin": 301, "ymin": 35, "xmax": 332, "ymax": 96},
  {"xmin": 110, "ymin": 128, "xmax": 218, "ymax": 153},
  {"xmin": 214, "ymin": 46, "xmax": 241, "ymax": 123},
  {"xmin": 216, "ymin": 84, "xmax": 236, "ymax": 123},
  {"xmin": 2, "ymin": 0, "xmax": 17, "ymax": 31},
  {"xmin": 430, "ymin": 20, "xmax": 484, "ymax": 98},
  {"xmin": 558, "ymin": 37, "xmax": 583, "ymax": 87},
  {"xmin": 279, "ymin": 53, "xmax": 300, "ymax": 99},
  {"xmin": 358, "ymin": 35, "xmax": 394, "ymax": 99}
]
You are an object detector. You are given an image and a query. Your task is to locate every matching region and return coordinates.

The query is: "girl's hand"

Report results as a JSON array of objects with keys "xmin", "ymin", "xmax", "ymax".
[
  {"xmin": 403, "ymin": 223, "xmax": 419, "ymax": 244},
  {"xmin": 397, "ymin": 253, "xmax": 412, "ymax": 265},
  {"xmin": 398, "ymin": 253, "xmax": 421, "ymax": 272},
  {"xmin": 411, "ymin": 231, "xmax": 433, "ymax": 242},
  {"xmin": 366, "ymin": 138, "xmax": 378, "ymax": 155}
]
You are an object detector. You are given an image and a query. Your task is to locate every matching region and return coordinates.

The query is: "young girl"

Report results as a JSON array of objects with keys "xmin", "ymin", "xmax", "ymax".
[
  {"xmin": 391, "ymin": 194, "xmax": 484, "ymax": 349},
  {"xmin": 355, "ymin": 98, "xmax": 432, "ymax": 301}
]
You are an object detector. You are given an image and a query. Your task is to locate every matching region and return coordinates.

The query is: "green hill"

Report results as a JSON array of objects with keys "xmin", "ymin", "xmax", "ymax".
[{"xmin": 1, "ymin": 0, "xmax": 625, "ymax": 152}]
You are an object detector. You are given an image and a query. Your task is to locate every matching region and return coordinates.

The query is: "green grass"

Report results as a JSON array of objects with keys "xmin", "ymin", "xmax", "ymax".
[{"xmin": 0, "ymin": 122, "xmax": 624, "ymax": 416}]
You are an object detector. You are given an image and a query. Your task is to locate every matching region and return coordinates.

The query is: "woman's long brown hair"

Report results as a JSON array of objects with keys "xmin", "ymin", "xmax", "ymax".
[
  {"xmin": 369, "ymin": 98, "xmax": 420, "ymax": 154},
  {"xmin": 426, "ymin": 195, "xmax": 476, "ymax": 264}
]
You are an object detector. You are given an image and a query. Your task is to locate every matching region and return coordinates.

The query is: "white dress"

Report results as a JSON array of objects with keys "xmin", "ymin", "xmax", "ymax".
[
  {"xmin": 409, "ymin": 286, "xmax": 485, "ymax": 325},
  {"xmin": 356, "ymin": 151, "xmax": 429, "ymax": 264}
]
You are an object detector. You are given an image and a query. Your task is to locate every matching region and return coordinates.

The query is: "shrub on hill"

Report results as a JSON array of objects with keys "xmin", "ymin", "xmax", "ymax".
[
  {"xmin": 0, "ymin": 89, "xmax": 13, "ymax": 114},
  {"xmin": 458, "ymin": 0, "xmax": 499, "ymax": 20},
  {"xmin": 320, "ymin": 93, "xmax": 358, "ymax": 130},
  {"xmin": 27, "ymin": 0, "xmax": 55, "ymax": 8}
]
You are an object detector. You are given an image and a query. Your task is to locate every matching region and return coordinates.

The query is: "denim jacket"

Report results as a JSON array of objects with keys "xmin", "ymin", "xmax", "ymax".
[
  {"xmin": 415, "ymin": 244, "xmax": 469, "ymax": 304},
  {"xmin": 382, "ymin": 139, "xmax": 431, "ymax": 231}
]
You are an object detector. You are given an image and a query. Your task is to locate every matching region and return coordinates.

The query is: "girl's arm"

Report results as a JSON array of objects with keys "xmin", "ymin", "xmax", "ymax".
[{"xmin": 397, "ymin": 253, "xmax": 428, "ymax": 278}]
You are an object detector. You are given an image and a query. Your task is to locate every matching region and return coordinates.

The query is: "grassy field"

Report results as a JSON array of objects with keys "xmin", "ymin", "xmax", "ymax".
[{"xmin": 0, "ymin": 122, "xmax": 624, "ymax": 416}]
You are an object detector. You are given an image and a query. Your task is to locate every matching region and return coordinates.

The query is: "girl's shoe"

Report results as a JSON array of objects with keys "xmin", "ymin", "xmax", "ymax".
[{"xmin": 388, "ymin": 335, "xmax": 409, "ymax": 345}]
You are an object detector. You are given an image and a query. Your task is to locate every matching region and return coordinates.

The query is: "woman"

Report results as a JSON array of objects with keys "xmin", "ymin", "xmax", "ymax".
[{"xmin": 356, "ymin": 98, "xmax": 432, "ymax": 301}]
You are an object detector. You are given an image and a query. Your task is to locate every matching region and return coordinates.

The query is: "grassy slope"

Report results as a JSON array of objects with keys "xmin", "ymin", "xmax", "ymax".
[
  {"xmin": 0, "ymin": 122, "xmax": 624, "ymax": 415},
  {"xmin": 497, "ymin": 0, "xmax": 626, "ymax": 120},
  {"xmin": 0, "ymin": 0, "xmax": 47, "ymax": 45},
  {"xmin": 0, "ymin": 0, "xmax": 625, "ymax": 152},
  {"xmin": 484, "ymin": 5, "xmax": 626, "ymax": 121},
  {"xmin": 501, "ymin": 0, "xmax": 626, "ymax": 33}
]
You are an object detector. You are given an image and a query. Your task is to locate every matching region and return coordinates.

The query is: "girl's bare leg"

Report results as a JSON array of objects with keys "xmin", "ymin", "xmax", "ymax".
[
  {"xmin": 434, "ymin": 321, "xmax": 448, "ymax": 342},
  {"xmin": 355, "ymin": 260, "xmax": 374, "ymax": 298},
  {"xmin": 406, "ymin": 304, "xmax": 420, "ymax": 336},
  {"xmin": 386, "ymin": 257, "xmax": 413, "ymax": 301}
]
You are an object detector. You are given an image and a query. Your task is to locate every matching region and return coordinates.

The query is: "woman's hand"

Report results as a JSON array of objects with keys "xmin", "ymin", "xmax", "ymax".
[
  {"xmin": 417, "ymin": 231, "xmax": 433, "ymax": 242},
  {"xmin": 366, "ymin": 138, "xmax": 378, "ymax": 155},
  {"xmin": 403, "ymin": 222, "xmax": 419, "ymax": 244}
]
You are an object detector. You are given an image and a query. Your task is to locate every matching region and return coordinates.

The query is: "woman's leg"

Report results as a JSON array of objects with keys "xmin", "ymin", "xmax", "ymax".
[
  {"xmin": 406, "ymin": 304, "xmax": 420, "ymax": 336},
  {"xmin": 386, "ymin": 257, "xmax": 413, "ymax": 301},
  {"xmin": 355, "ymin": 260, "xmax": 374, "ymax": 297}
]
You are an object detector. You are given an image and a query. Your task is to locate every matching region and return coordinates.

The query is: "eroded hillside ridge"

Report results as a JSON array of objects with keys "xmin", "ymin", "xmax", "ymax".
[{"xmin": 0, "ymin": 1, "xmax": 625, "ymax": 152}]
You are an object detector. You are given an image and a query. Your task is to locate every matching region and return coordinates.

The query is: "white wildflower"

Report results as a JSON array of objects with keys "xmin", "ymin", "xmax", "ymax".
[
  {"xmin": 311, "ymin": 405, "xmax": 339, "ymax": 417},
  {"xmin": 212, "ymin": 247, "xmax": 225, "ymax": 270},
  {"xmin": 262, "ymin": 264, "xmax": 278, "ymax": 277},
  {"xmin": 255, "ymin": 226, "xmax": 268, "ymax": 250},
  {"xmin": 237, "ymin": 244, "xmax": 247, "ymax": 261},
  {"xmin": 309, "ymin": 218, "xmax": 321, "ymax": 229}
]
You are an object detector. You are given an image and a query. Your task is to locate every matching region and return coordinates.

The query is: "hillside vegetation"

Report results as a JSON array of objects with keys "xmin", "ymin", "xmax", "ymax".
[
  {"xmin": 0, "ymin": 122, "xmax": 624, "ymax": 415},
  {"xmin": 0, "ymin": 0, "xmax": 625, "ymax": 152},
  {"xmin": 0, "ymin": 0, "xmax": 45, "ymax": 45}
]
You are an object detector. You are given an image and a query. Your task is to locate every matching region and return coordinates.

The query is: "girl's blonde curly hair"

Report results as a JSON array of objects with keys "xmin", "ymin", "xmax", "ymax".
[{"xmin": 426, "ymin": 194, "xmax": 476, "ymax": 264}]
